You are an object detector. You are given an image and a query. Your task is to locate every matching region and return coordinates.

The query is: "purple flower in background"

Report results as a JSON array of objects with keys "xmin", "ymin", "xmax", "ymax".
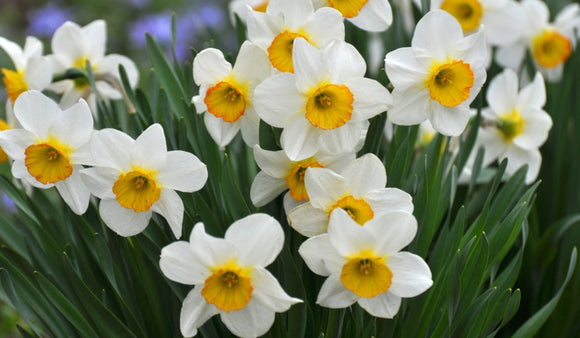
[
  {"xmin": 2, "ymin": 194, "xmax": 17, "ymax": 214},
  {"xmin": 130, "ymin": 13, "xmax": 173, "ymax": 48},
  {"xmin": 27, "ymin": 3, "xmax": 74, "ymax": 37},
  {"xmin": 197, "ymin": 4, "xmax": 226, "ymax": 29},
  {"xmin": 128, "ymin": 0, "xmax": 151, "ymax": 9}
]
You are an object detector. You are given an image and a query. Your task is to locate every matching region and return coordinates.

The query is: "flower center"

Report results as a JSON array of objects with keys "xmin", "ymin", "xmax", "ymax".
[
  {"xmin": 531, "ymin": 29, "xmax": 571, "ymax": 69},
  {"xmin": 440, "ymin": 0, "xmax": 483, "ymax": 32},
  {"xmin": 25, "ymin": 143, "xmax": 73, "ymax": 184},
  {"xmin": 341, "ymin": 253, "xmax": 392, "ymax": 298},
  {"xmin": 112, "ymin": 170, "xmax": 161, "ymax": 212},
  {"xmin": 329, "ymin": 195, "xmax": 374, "ymax": 225},
  {"xmin": 1, "ymin": 68, "xmax": 28, "ymax": 103},
  {"xmin": 427, "ymin": 60, "xmax": 474, "ymax": 107},
  {"xmin": 204, "ymin": 81, "xmax": 247, "ymax": 122},
  {"xmin": 328, "ymin": 0, "xmax": 370, "ymax": 18},
  {"xmin": 305, "ymin": 84, "xmax": 354, "ymax": 129},
  {"xmin": 267, "ymin": 30, "xmax": 309, "ymax": 73},
  {"xmin": 285, "ymin": 158, "xmax": 324, "ymax": 201},
  {"xmin": 201, "ymin": 263, "xmax": 253, "ymax": 312},
  {"xmin": 497, "ymin": 110, "xmax": 525, "ymax": 142}
]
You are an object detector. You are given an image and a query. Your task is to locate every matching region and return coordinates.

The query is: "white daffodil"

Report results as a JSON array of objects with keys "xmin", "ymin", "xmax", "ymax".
[
  {"xmin": 0, "ymin": 36, "xmax": 52, "ymax": 104},
  {"xmin": 250, "ymin": 144, "xmax": 356, "ymax": 213},
  {"xmin": 0, "ymin": 90, "xmax": 93, "ymax": 215},
  {"xmin": 159, "ymin": 214, "xmax": 302, "ymax": 337},
  {"xmin": 299, "ymin": 208, "xmax": 432, "ymax": 317},
  {"xmin": 229, "ymin": 0, "xmax": 269, "ymax": 25},
  {"xmin": 48, "ymin": 20, "xmax": 139, "ymax": 110},
  {"xmin": 495, "ymin": 0, "xmax": 580, "ymax": 82},
  {"xmin": 246, "ymin": 0, "xmax": 345, "ymax": 73},
  {"xmin": 287, "ymin": 153, "xmax": 413, "ymax": 237},
  {"xmin": 477, "ymin": 69, "xmax": 552, "ymax": 184},
  {"xmin": 255, "ymin": 38, "xmax": 391, "ymax": 161},
  {"xmin": 312, "ymin": 0, "xmax": 393, "ymax": 32},
  {"xmin": 80, "ymin": 124, "xmax": 208, "ymax": 238},
  {"xmin": 384, "ymin": 10, "xmax": 487, "ymax": 136},
  {"xmin": 192, "ymin": 41, "xmax": 271, "ymax": 148}
]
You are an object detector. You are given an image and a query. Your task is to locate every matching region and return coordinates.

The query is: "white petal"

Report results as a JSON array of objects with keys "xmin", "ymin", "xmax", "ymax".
[
  {"xmin": 502, "ymin": 147, "xmax": 541, "ymax": 184},
  {"xmin": 293, "ymin": 38, "xmax": 328, "ymax": 94},
  {"xmin": 513, "ymin": 108, "xmax": 552, "ymax": 150},
  {"xmin": 252, "ymin": 266, "xmax": 302, "ymax": 312},
  {"xmin": 253, "ymin": 73, "xmax": 304, "ymax": 128},
  {"xmin": 385, "ymin": 48, "xmax": 428, "ymax": 91},
  {"xmin": 132, "ymin": 123, "xmax": 167, "ymax": 171},
  {"xmin": 283, "ymin": 192, "xmax": 304, "ymax": 214},
  {"xmin": 14, "ymin": 90, "xmax": 59, "ymax": 139},
  {"xmin": 299, "ymin": 234, "xmax": 342, "ymax": 276},
  {"xmin": 412, "ymin": 10, "xmax": 464, "ymax": 61},
  {"xmin": 55, "ymin": 167, "xmax": 90, "ymax": 215},
  {"xmin": 246, "ymin": 10, "xmax": 284, "ymax": 50},
  {"xmin": 348, "ymin": 0, "xmax": 393, "ymax": 32},
  {"xmin": 220, "ymin": 297, "xmax": 275, "ymax": 338},
  {"xmin": 180, "ymin": 287, "xmax": 219, "ymax": 338},
  {"xmin": 239, "ymin": 108, "xmax": 261, "ymax": 147},
  {"xmin": 225, "ymin": 213, "xmax": 284, "ymax": 267},
  {"xmin": 157, "ymin": 150, "xmax": 208, "ymax": 192},
  {"xmin": 304, "ymin": 167, "xmax": 348, "ymax": 210},
  {"xmin": 357, "ymin": 292, "xmax": 401, "ymax": 318},
  {"xmin": 365, "ymin": 188, "xmax": 414, "ymax": 214},
  {"xmin": 79, "ymin": 167, "xmax": 117, "ymax": 199},
  {"xmin": 253, "ymin": 145, "xmax": 291, "ymax": 178},
  {"xmin": 269, "ymin": 0, "xmax": 313, "ymax": 28},
  {"xmin": 0, "ymin": 37, "xmax": 25, "ymax": 69},
  {"xmin": 51, "ymin": 21, "xmax": 87, "ymax": 66},
  {"xmin": 287, "ymin": 203, "xmax": 329, "ymax": 237},
  {"xmin": 151, "ymin": 189, "xmax": 184, "ymax": 239},
  {"xmin": 495, "ymin": 43, "xmax": 526, "ymax": 70},
  {"xmin": 50, "ymin": 99, "xmax": 94, "ymax": 149},
  {"xmin": 280, "ymin": 114, "xmax": 320, "ymax": 161},
  {"xmin": 99, "ymin": 199, "xmax": 151, "ymax": 237},
  {"xmin": 90, "ymin": 128, "xmax": 133, "ymax": 169},
  {"xmin": 388, "ymin": 87, "xmax": 430, "ymax": 126},
  {"xmin": 0, "ymin": 129, "xmax": 35, "ymax": 160},
  {"xmin": 96, "ymin": 54, "xmax": 139, "ymax": 87},
  {"xmin": 192, "ymin": 48, "xmax": 231, "ymax": 85},
  {"xmin": 203, "ymin": 112, "xmax": 241, "ymax": 149},
  {"xmin": 189, "ymin": 223, "xmax": 237, "ymax": 268},
  {"xmin": 325, "ymin": 40, "xmax": 366, "ymax": 82},
  {"xmin": 365, "ymin": 211, "xmax": 418, "ymax": 255},
  {"xmin": 487, "ymin": 69, "xmax": 519, "ymax": 115},
  {"xmin": 348, "ymin": 78, "xmax": 391, "ymax": 120},
  {"xmin": 82, "ymin": 20, "xmax": 106, "ymax": 60},
  {"xmin": 428, "ymin": 103, "xmax": 471, "ymax": 136},
  {"xmin": 250, "ymin": 171, "xmax": 288, "ymax": 207},
  {"xmin": 388, "ymin": 252, "xmax": 433, "ymax": 297},
  {"xmin": 478, "ymin": 128, "xmax": 509, "ymax": 166},
  {"xmin": 318, "ymin": 122, "xmax": 362, "ymax": 155},
  {"xmin": 160, "ymin": 241, "xmax": 206, "ymax": 285},
  {"xmin": 316, "ymin": 274, "xmax": 358, "ymax": 308},
  {"xmin": 303, "ymin": 8, "xmax": 345, "ymax": 47},
  {"xmin": 24, "ymin": 56, "xmax": 53, "ymax": 91},
  {"xmin": 327, "ymin": 208, "xmax": 375, "ymax": 257},
  {"xmin": 232, "ymin": 41, "xmax": 271, "ymax": 84},
  {"xmin": 341, "ymin": 154, "xmax": 386, "ymax": 196},
  {"xmin": 517, "ymin": 72, "xmax": 546, "ymax": 109}
]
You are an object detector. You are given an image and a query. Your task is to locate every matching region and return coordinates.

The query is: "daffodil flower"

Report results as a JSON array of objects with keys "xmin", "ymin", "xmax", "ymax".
[
  {"xmin": 287, "ymin": 153, "xmax": 413, "ymax": 237},
  {"xmin": 255, "ymin": 38, "xmax": 391, "ymax": 161},
  {"xmin": 228, "ymin": 0, "xmax": 269, "ymax": 25},
  {"xmin": 250, "ymin": 144, "xmax": 356, "ymax": 213},
  {"xmin": 160, "ymin": 214, "xmax": 302, "ymax": 337},
  {"xmin": 299, "ymin": 208, "xmax": 432, "ymax": 317},
  {"xmin": 495, "ymin": 0, "xmax": 580, "ymax": 82},
  {"xmin": 476, "ymin": 69, "xmax": 552, "ymax": 183},
  {"xmin": 192, "ymin": 41, "xmax": 271, "ymax": 148},
  {"xmin": 48, "ymin": 20, "xmax": 139, "ymax": 110},
  {"xmin": 0, "ymin": 90, "xmax": 93, "ymax": 214},
  {"xmin": 385, "ymin": 10, "xmax": 487, "ymax": 136},
  {"xmin": 80, "ymin": 124, "xmax": 208, "ymax": 238},
  {"xmin": 0, "ymin": 36, "xmax": 52, "ymax": 104},
  {"xmin": 246, "ymin": 0, "xmax": 345, "ymax": 73},
  {"xmin": 312, "ymin": 0, "xmax": 393, "ymax": 32}
]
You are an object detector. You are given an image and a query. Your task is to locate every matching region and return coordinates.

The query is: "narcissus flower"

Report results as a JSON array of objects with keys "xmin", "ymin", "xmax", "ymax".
[
  {"xmin": 0, "ymin": 90, "xmax": 93, "ymax": 214},
  {"xmin": 495, "ymin": 0, "xmax": 580, "ymax": 82},
  {"xmin": 384, "ymin": 10, "xmax": 487, "ymax": 136},
  {"xmin": 299, "ymin": 208, "xmax": 432, "ymax": 317},
  {"xmin": 250, "ymin": 144, "xmax": 355, "ymax": 212},
  {"xmin": 255, "ymin": 38, "xmax": 391, "ymax": 161},
  {"xmin": 48, "ymin": 20, "xmax": 139, "ymax": 109},
  {"xmin": 287, "ymin": 153, "xmax": 413, "ymax": 237},
  {"xmin": 80, "ymin": 124, "xmax": 208, "ymax": 237},
  {"xmin": 246, "ymin": 0, "xmax": 345, "ymax": 73},
  {"xmin": 0, "ymin": 36, "xmax": 52, "ymax": 104},
  {"xmin": 159, "ymin": 214, "xmax": 302, "ymax": 337},
  {"xmin": 312, "ymin": 0, "xmax": 393, "ymax": 32},
  {"xmin": 192, "ymin": 41, "xmax": 271, "ymax": 148},
  {"xmin": 476, "ymin": 69, "xmax": 552, "ymax": 183},
  {"xmin": 229, "ymin": 0, "xmax": 269, "ymax": 24}
]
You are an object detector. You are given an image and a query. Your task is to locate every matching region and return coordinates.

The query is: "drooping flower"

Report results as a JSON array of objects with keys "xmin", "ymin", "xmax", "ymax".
[
  {"xmin": 0, "ymin": 36, "xmax": 52, "ymax": 104},
  {"xmin": 250, "ymin": 144, "xmax": 356, "ymax": 212},
  {"xmin": 287, "ymin": 153, "xmax": 413, "ymax": 237},
  {"xmin": 0, "ymin": 90, "xmax": 93, "ymax": 215},
  {"xmin": 299, "ymin": 208, "xmax": 432, "ymax": 317},
  {"xmin": 159, "ymin": 214, "xmax": 302, "ymax": 337},
  {"xmin": 255, "ymin": 38, "xmax": 391, "ymax": 161},
  {"xmin": 80, "ymin": 124, "xmax": 208, "ymax": 238},
  {"xmin": 384, "ymin": 10, "xmax": 487, "ymax": 136},
  {"xmin": 192, "ymin": 41, "xmax": 271, "ymax": 148},
  {"xmin": 48, "ymin": 20, "xmax": 139, "ymax": 110},
  {"xmin": 246, "ymin": 0, "xmax": 345, "ymax": 73},
  {"xmin": 476, "ymin": 69, "xmax": 552, "ymax": 183},
  {"xmin": 495, "ymin": 0, "xmax": 580, "ymax": 82},
  {"xmin": 312, "ymin": 0, "xmax": 394, "ymax": 32}
]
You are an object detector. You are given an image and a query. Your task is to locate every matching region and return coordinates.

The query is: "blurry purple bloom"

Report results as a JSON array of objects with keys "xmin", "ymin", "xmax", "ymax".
[
  {"xmin": 128, "ymin": 0, "xmax": 151, "ymax": 9},
  {"xmin": 2, "ymin": 193, "xmax": 17, "ymax": 214},
  {"xmin": 130, "ymin": 13, "xmax": 172, "ymax": 48},
  {"xmin": 27, "ymin": 4, "xmax": 74, "ymax": 37},
  {"xmin": 198, "ymin": 4, "xmax": 226, "ymax": 29}
]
